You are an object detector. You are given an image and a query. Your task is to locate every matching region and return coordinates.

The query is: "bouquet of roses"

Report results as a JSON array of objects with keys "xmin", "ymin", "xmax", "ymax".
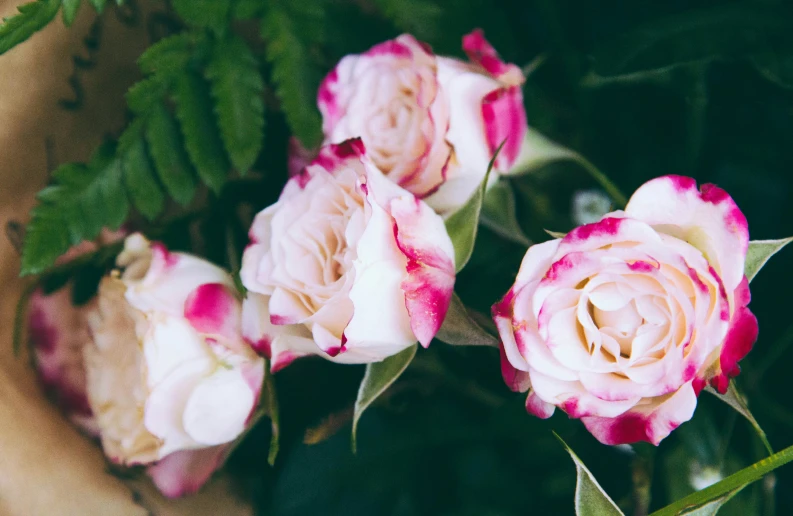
[{"xmin": 3, "ymin": 0, "xmax": 793, "ymax": 514}]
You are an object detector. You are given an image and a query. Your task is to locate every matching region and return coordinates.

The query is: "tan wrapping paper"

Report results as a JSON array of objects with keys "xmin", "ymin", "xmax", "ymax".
[{"xmin": 0, "ymin": 2, "xmax": 253, "ymax": 514}]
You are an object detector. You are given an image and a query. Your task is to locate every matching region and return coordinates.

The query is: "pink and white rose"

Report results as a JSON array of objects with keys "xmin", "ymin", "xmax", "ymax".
[
  {"xmin": 317, "ymin": 29, "xmax": 527, "ymax": 214},
  {"xmin": 79, "ymin": 234, "xmax": 265, "ymax": 497},
  {"xmin": 493, "ymin": 175, "xmax": 757, "ymax": 445},
  {"xmin": 241, "ymin": 139, "xmax": 456, "ymax": 370}
]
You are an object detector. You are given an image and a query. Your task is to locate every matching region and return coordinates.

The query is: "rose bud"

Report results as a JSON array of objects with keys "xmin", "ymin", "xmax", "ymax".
[
  {"xmin": 317, "ymin": 29, "xmax": 527, "ymax": 215},
  {"xmin": 493, "ymin": 175, "xmax": 757, "ymax": 445},
  {"xmin": 240, "ymin": 139, "xmax": 456, "ymax": 370},
  {"xmin": 82, "ymin": 233, "xmax": 265, "ymax": 497}
]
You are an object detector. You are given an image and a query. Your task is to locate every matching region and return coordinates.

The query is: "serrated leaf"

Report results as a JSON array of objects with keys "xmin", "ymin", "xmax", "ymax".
[
  {"xmin": 126, "ymin": 76, "xmax": 169, "ymax": 114},
  {"xmin": 173, "ymin": 71, "xmax": 230, "ymax": 193},
  {"xmin": 508, "ymin": 128, "xmax": 628, "ymax": 208},
  {"xmin": 744, "ymin": 237, "xmax": 793, "ymax": 282},
  {"xmin": 650, "ymin": 444, "xmax": 793, "ymax": 516},
  {"xmin": 706, "ymin": 382, "xmax": 773, "ymax": 456},
  {"xmin": 61, "ymin": 0, "xmax": 81, "ymax": 26},
  {"xmin": 555, "ymin": 433, "xmax": 624, "ymax": 516},
  {"xmin": 0, "ymin": 0, "xmax": 60, "ymax": 55},
  {"xmin": 87, "ymin": 0, "xmax": 106, "ymax": 13},
  {"xmin": 435, "ymin": 293, "xmax": 498, "ymax": 347},
  {"xmin": 118, "ymin": 122, "xmax": 165, "ymax": 221},
  {"xmin": 205, "ymin": 34, "xmax": 264, "ymax": 174},
  {"xmin": 137, "ymin": 32, "xmax": 194, "ymax": 76},
  {"xmin": 172, "ymin": 0, "xmax": 229, "ymax": 33},
  {"xmin": 480, "ymin": 179, "xmax": 531, "ymax": 246},
  {"xmin": 21, "ymin": 144, "xmax": 129, "ymax": 276},
  {"xmin": 261, "ymin": 2, "xmax": 324, "ymax": 148},
  {"xmin": 445, "ymin": 144, "xmax": 501, "ymax": 273},
  {"xmin": 352, "ymin": 344, "xmax": 417, "ymax": 453},
  {"xmin": 144, "ymin": 104, "xmax": 197, "ymax": 206}
]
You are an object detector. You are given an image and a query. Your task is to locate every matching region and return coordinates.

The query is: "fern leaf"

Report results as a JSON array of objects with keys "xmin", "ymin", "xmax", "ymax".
[
  {"xmin": 144, "ymin": 103, "xmax": 197, "ymax": 206},
  {"xmin": 21, "ymin": 143, "xmax": 129, "ymax": 276},
  {"xmin": 233, "ymin": 0, "xmax": 262, "ymax": 20},
  {"xmin": 118, "ymin": 121, "xmax": 165, "ymax": 221},
  {"xmin": 137, "ymin": 32, "xmax": 194, "ymax": 76},
  {"xmin": 261, "ymin": 1, "xmax": 324, "ymax": 148},
  {"xmin": 126, "ymin": 76, "xmax": 169, "ymax": 114},
  {"xmin": 0, "ymin": 0, "xmax": 61, "ymax": 55},
  {"xmin": 87, "ymin": 0, "xmax": 106, "ymax": 14},
  {"xmin": 173, "ymin": 71, "xmax": 230, "ymax": 194},
  {"xmin": 205, "ymin": 34, "xmax": 264, "ymax": 174},
  {"xmin": 61, "ymin": 0, "xmax": 81, "ymax": 26},
  {"xmin": 172, "ymin": 0, "xmax": 230, "ymax": 33}
]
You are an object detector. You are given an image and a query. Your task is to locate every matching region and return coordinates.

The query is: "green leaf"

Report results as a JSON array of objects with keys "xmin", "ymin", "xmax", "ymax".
[
  {"xmin": 172, "ymin": 0, "xmax": 230, "ymax": 33},
  {"xmin": 137, "ymin": 32, "xmax": 194, "ymax": 76},
  {"xmin": 173, "ymin": 71, "xmax": 230, "ymax": 194},
  {"xmin": 87, "ymin": 0, "xmax": 106, "ymax": 14},
  {"xmin": 144, "ymin": 104, "xmax": 197, "ymax": 206},
  {"xmin": 744, "ymin": 237, "xmax": 793, "ymax": 283},
  {"xmin": 649, "ymin": 444, "xmax": 793, "ymax": 516},
  {"xmin": 678, "ymin": 488, "xmax": 745, "ymax": 516},
  {"xmin": 126, "ymin": 76, "xmax": 169, "ymax": 114},
  {"xmin": 480, "ymin": 179, "xmax": 531, "ymax": 247},
  {"xmin": 21, "ymin": 144, "xmax": 129, "ymax": 276},
  {"xmin": 706, "ymin": 382, "xmax": 773, "ymax": 456},
  {"xmin": 352, "ymin": 344, "xmax": 417, "ymax": 453},
  {"xmin": 205, "ymin": 34, "xmax": 265, "ymax": 174},
  {"xmin": 370, "ymin": 0, "xmax": 442, "ymax": 40},
  {"xmin": 555, "ymin": 433, "xmax": 624, "ymax": 516},
  {"xmin": 61, "ymin": 0, "xmax": 81, "ymax": 26},
  {"xmin": 0, "ymin": 0, "xmax": 61, "ymax": 56},
  {"xmin": 233, "ymin": 0, "xmax": 262, "ymax": 20},
  {"xmin": 444, "ymin": 145, "xmax": 500, "ymax": 273},
  {"xmin": 118, "ymin": 122, "xmax": 165, "ymax": 221},
  {"xmin": 509, "ymin": 128, "xmax": 628, "ymax": 208},
  {"xmin": 435, "ymin": 293, "xmax": 499, "ymax": 347},
  {"xmin": 261, "ymin": 1, "xmax": 324, "ymax": 148}
]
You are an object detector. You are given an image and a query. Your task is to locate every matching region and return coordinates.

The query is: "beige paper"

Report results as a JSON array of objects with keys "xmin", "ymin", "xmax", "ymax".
[{"xmin": 0, "ymin": 2, "xmax": 252, "ymax": 514}]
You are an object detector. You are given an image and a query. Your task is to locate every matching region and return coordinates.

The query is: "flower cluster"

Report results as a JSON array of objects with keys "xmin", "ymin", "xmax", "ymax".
[{"xmin": 29, "ymin": 29, "xmax": 762, "ymax": 499}]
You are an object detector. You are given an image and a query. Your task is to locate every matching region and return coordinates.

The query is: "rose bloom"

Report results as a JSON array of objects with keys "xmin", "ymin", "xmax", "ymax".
[
  {"xmin": 317, "ymin": 29, "xmax": 527, "ymax": 214},
  {"xmin": 493, "ymin": 175, "xmax": 757, "ymax": 445},
  {"xmin": 241, "ymin": 139, "xmax": 455, "ymax": 370},
  {"xmin": 36, "ymin": 234, "xmax": 265, "ymax": 498}
]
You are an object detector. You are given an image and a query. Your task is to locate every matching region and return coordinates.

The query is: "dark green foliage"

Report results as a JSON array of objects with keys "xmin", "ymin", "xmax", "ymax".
[
  {"xmin": 261, "ymin": 1, "xmax": 324, "ymax": 148},
  {"xmin": 118, "ymin": 121, "xmax": 165, "ymax": 221},
  {"xmin": 0, "ymin": 0, "xmax": 60, "ymax": 55},
  {"xmin": 172, "ymin": 0, "xmax": 230, "ymax": 34},
  {"xmin": 144, "ymin": 103, "xmax": 197, "ymax": 206},
  {"xmin": 205, "ymin": 34, "xmax": 265, "ymax": 174},
  {"xmin": 174, "ymin": 71, "xmax": 231, "ymax": 193},
  {"xmin": 21, "ymin": 143, "xmax": 128, "ymax": 275}
]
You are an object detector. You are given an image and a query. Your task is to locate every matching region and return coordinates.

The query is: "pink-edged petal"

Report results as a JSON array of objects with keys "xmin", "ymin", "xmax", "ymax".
[
  {"xmin": 482, "ymin": 85, "xmax": 527, "ymax": 170},
  {"xmin": 390, "ymin": 195, "xmax": 455, "ymax": 347},
  {"xmin": 526, "ymin": 389, "xmax": 555, "ymax": 419},
  {"xmin": 710, "ymin": 306, "xmax": 758, "ymax": 393},
  {"xmin": 500, "ymin": 341, "xmax": 531, "ymax": 392},
  {"xmin": 146, "ymin": 445, "xmax": 228, "ymax": 498},
  {"xmin": 318, "ymin": 66, "xmax": 341, "ymax": 132},
  {"xmin": 625, "ymin": 175, "xmax": 749, "ymax": 293},
  {"xmin": 581, "ymin": 383, "xmax": 697, "ymax": 445},
  {"xmin": 462, "ymin": 29, "xmax": 524, "ymax": 85},
  {"xmin": 183, "ymin": 283, "xmax": 241, "ymax": 341},
  {"xmin": 309, "ymin": 138, "xmax": 367, "ymax": 177}
]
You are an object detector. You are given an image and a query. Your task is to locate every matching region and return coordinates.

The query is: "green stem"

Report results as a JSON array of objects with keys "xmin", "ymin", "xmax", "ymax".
[
  {"xmin": 649, "ymin": 444, "xmax": 793, "ymax": 516},
  {"xmin": 572, "ymin": 153, "xmax": 629, "ymax": 208}
]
